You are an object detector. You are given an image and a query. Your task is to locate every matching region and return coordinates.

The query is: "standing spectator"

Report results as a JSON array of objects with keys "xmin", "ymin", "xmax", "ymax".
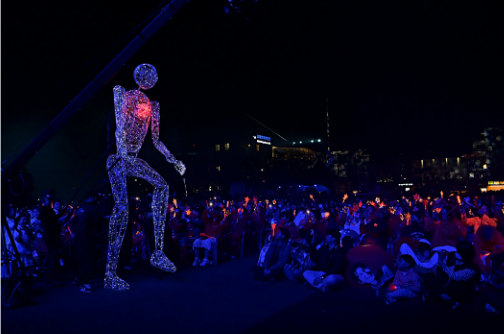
[
  {"xmin": 39, "ymin": 194, "xmax": 64, "ymax": 287},
  {"xmin": 71, "ymin": 194, "xmax": 98, "ymax": 293},
  {"xmin": 13, "ymin": 213, "xmax": 36, "ymax": 276},
  {"xmin": 29, "ymin": 207, "xmax": 48, "ymax": 272}
]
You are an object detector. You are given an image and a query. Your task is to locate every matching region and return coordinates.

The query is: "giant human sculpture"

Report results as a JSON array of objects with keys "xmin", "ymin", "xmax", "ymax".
[{"xmin": 105, "ymin": 64, "xmax": 185, "ymax": 291}]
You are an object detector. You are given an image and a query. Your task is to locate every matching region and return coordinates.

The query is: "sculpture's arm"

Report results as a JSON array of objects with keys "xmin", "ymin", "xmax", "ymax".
[
  {"xmin": 151, "ymin": 101, "xmax": 186, "ymax": 175},
  {"xmin": 113, "ymin": 85, "xmax": 126, "ymax": 131}
]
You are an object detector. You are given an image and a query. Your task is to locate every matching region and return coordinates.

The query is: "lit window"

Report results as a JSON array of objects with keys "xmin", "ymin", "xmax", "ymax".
[
  {"xmin": 256, "ymin": 144, "xmax": 260, "ymax": 151},
  {"xmin": 216, "ymin": 166, "xmax": 221, "ymax": 172},
  {"xmin": 215, "ymin": 144, "xmax": 220, "ymax": 152},
  {"xmin": 225, "ymin": 143, "xmax": 230, "ymax": 151},
  {"xmin": 248, "ymin": 144, "xmax": 251, "ymax": 147}
]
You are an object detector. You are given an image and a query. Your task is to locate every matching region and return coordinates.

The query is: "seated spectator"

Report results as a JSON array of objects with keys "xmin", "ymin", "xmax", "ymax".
[
  {"xmin": 425, "ymin": 206, "xmax": 463, "ymax": 248},
  {"xmin": 284, "ymin": 217, "xmax": 301, "ymax": 242},
  {"xmin": 466, "ymin": 206, "xmax": 498, "ymax": 234},
  {"xmin": 377, "ymin": 254, "xmax": 421, "ymax": 304},
  {"xmin": 284, "ymin": 233, "xmax": 316, "ymax": 283},
  {"xmin": 473, "ymin": 225, "xmax": 504, "ymax": 276},
  {"xmin": 398, "ymin": 241, "xmax": 438, "ymax": 276},
  {"xmin": 222, "ymin": 207, "xmax": 249, "ymax": 259},
  {"xmin": 191, "ymin": 228, "xmax": 213, "ymax": 267},
  {"xmin": 344, "ymin": 209, "xmax": 363, "ymax": 235},
  {"xmin": 303, "ymin": 229, "xmax": 345, "ymax": 292},
  {"xmin": 192, "ymin": 208, "xmax": 229, "ymax": 266},
  {"xmin": 393, "ymin": 236, "xmax": 420, "ymax": 258},
  {"xmin": 252, "ymin": 227, "xmax": 291, "ymax": 282},
  {"xmin": 364, "ymin": 215, "xmax": 389, "ymax": 250},
  {"xmin": 341, "ymin": 235, "xmax": 356, "ymax": 253},
  {"xmin": 346, "ymin": 237, "xmax": 395, "ymax": 288},
  {"xmin": 423, "ymin": 241, "xmax": 479, "ymax": 308},
  {"xmin": 257, "ymin": 235, "xmax": 274, "ymax": 268},
  {"xmin": 400, "ymin": 214, "xmax": 427, "ymax": 240},
  {"xmin": 339, "ymin": 229, "xmax": 359, "ymax": 247}
]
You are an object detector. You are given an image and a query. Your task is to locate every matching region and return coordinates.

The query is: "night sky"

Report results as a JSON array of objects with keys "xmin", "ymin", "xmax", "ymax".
[{"xmin": 2, "ymin": 0, "xmax": 503, "ymax": 201}]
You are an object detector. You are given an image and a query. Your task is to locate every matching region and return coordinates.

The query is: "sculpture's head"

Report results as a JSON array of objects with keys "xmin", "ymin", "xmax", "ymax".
[{"xmin": 134, "ymin": 64, "xmax": 158, "ymax": 90}]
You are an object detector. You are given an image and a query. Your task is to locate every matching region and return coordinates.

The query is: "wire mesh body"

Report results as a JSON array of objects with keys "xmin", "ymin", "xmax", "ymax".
[{"xmin": 104, "ymin": 64, "xmax": 185, "ymax": 291}]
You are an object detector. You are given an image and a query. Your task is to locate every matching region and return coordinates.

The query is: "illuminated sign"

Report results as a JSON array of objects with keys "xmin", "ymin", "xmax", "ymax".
[
  {"xmin": 255, "ymin": 134, "xmax": 271, "ymax": 145},
  {"xmin": 489, "ymin": 181, "xmax": 504, "ymax": 185},
  {"xmin": 398, "ymin": 183, "xmax": 413, "ymax": 186}
]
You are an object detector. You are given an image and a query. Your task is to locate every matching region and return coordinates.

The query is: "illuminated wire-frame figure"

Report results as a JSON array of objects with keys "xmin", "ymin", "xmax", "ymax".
[{"xmin": 105, "ymin": 64, "xmax": 186, "ymax": 291}]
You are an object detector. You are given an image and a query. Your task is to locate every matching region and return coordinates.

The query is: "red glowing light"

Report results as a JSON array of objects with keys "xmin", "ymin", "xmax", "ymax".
[{"xmin": 136, "ymin": 103, "xmax": 151, "ymax": 118}]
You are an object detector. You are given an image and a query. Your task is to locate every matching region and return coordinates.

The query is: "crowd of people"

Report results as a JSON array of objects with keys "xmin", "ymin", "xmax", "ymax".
[{"xmin": 3, "ymin": 187, "xmax": 504, "ymax": 313}]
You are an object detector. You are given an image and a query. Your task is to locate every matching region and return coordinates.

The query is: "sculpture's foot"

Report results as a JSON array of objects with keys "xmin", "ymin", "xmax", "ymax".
[
  {"xmin": 104, "ymin": 273, "xmax": 131, "ymax": 291},
  {"xmin": 150, "ymin": 250, "xmax": 177, "ymax": 273}
]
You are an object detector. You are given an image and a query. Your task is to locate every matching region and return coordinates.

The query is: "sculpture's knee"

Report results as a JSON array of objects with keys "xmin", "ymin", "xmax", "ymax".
[
  {"xmin": 111, "ymin": 203, "xmax": 128, "ymax": 218},
  {"xmin": 106, "ymin": 155, "xmax": 121, "ymax": 170},
  {"xmin": 155, "ymin": 183, "xmax": 169, "ymax": 194}
]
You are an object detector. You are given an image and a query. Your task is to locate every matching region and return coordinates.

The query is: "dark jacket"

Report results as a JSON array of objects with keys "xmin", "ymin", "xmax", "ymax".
[
  {"xmin": 263, "ymin": 241, "xmax": 290, "ymax": 271},
  {"xmin": 71, "ymin": 202, "xmax": 98, "ymax": 240},
  {"xmin": 39, "ymin": 205, "xmax": 61, "ymax": 248},
  {"xmin": 315, "ymin": 244, "xmax": 345, "ymax": 276}
]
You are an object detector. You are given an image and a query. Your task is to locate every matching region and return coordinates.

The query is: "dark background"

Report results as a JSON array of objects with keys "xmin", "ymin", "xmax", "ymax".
[{"xmin": 2, "ymin": 0, "xmax": 503, "ymax": 201}]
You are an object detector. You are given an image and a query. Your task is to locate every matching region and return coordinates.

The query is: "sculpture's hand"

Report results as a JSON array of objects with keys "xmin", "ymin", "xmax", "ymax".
[{"xmin": 174, "ymin": 160, "xmax": 186, "ymax": 176}]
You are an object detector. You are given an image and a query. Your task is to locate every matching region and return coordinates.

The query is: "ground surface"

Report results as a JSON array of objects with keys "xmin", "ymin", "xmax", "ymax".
[{"xmin": 2, "ymin": 254, "xmax": 503, "ymax": 334}]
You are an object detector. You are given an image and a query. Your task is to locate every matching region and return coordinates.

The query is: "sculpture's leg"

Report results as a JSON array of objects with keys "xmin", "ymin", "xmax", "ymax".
[
  {"xmin": 104, "ymin": 155, "xmax": 131, "ymax": 291},
  {"xmin": 130, "ymin": 158, "xmax": 176, "ymax": 273}
]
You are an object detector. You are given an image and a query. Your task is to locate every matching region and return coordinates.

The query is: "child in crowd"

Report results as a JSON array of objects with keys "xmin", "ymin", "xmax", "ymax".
[{"xmin": 378, "ymin": 254, "xmax": 421, "ymax": 304}]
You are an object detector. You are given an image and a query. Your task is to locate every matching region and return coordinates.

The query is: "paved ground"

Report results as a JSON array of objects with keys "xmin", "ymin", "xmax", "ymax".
[{"xmin": 2, "ymin": 254, "xmax": 503, "ymax": 334}]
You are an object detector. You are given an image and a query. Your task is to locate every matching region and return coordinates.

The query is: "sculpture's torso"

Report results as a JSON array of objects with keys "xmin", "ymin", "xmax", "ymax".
[{"xmin": 116, "ymin": 90, "xmax": 152, "ymax": 159}]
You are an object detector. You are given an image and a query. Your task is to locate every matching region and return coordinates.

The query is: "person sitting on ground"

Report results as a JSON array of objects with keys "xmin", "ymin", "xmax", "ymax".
[
  {"xmin": 423, "ymin": 241, "xmax": 479, "ymax": 309},
  {"xmin": 398, "ymin": 241, "xmax": 438, "ymax": 276},
  {"xmin": 377, "ymin": 254, "xmax": 421, "ymax": 304},
  {"xmin": 284, "ymin": 232, "xmax": 316, "ymax": 283},
  {"xmin": 346, "ymin": 234, "xmax": 395, "ymax": 288},
  {"xmin": 252, "ymin": 227, "xmax": 291, "ymax": 282},
  {"xmin": 303, "ymin": 229, "xmax": 346, "ymax": 292}
]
